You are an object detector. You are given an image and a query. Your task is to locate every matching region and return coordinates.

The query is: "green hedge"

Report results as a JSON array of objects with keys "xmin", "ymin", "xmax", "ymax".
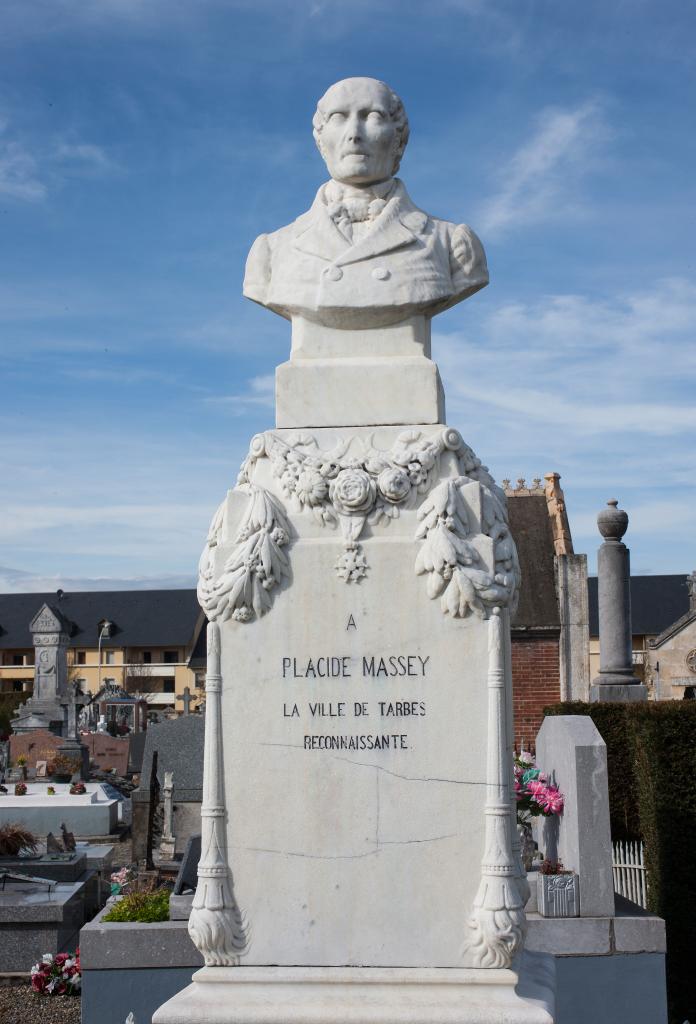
[{"xmin": 543, "ymin": 700, "xmax": 696, "ymax": 1024}]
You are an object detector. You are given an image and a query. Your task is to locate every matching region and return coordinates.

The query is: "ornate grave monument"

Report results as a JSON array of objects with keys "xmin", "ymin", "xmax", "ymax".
[{"xmin": 155, "ymin": 77, "xmax": 554, "ymax": 1023}]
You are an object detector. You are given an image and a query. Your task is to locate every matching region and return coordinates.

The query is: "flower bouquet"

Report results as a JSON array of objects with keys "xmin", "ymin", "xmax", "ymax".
[
  {"xmin": 514, "ymin": 750, "xmax": 563, "ymax": 822},
  {"xmin": 14, "ymin": 782, "xmax": 27, "ymax": 796},
  {"xmin": 47, "ymin": 786, "xmax": 56, "ymax": 796},
  {"xmin": 110, "ymin": 865, "xmax": 136, "ymax": 895},
  {"xmin": 69, "ymin": 781, "xmax": 86, "ymax": 795},
  {"xmin": 30, "ymin": 950, "xmax": 81, "ymax": 996}
]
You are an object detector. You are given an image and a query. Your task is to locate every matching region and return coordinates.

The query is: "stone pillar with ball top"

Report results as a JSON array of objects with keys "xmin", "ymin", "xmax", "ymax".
[
  {"xmin": 590, "ymin": 500, "xmax": 647, "ymax": 703},
  {"xmin": 154, "ymin": 77, "xmax": 554, "ymax": 1024}
]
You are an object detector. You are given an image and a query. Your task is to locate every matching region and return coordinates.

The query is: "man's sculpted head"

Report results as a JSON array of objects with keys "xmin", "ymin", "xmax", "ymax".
[{"xmin": 312, "ymin": 77, "xmax": 410, "ymax": 187}]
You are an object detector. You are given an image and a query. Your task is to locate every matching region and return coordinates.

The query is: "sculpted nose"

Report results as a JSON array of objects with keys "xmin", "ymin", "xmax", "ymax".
[{"xmin": 345, "ymin": 114, "xmax": 363, "ymax": 142}]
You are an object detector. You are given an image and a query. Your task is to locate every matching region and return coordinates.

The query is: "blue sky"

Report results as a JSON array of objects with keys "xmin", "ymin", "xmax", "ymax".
[{"xmin": 1, "ymin": 0, "xmax": 695, "ymax": 591}]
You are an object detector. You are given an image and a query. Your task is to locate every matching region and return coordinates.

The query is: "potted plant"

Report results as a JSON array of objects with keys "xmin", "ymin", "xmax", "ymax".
[
  {"xmin": 103, "ymin": 886, "xmax": 170, "ymax": 923},
  {"xmin": 536, "ymin": 857, "xmax": 579, "ymax": 917},
  {"xmin": 47, "ymin": 786, "xmax": 56, "ymax": 796},
  {"xmin": 0, "ymin": 823, "xmax": 39, "ymax": 857},
  {"xmin": 69, "ymin": 781, "xmax": 86, "ymax": 795},
  {"xmin": 16, "ymin": 754, "xmax": 28, "ymax": 780},
  {"xmin": 51, "ymin": 754, "xmax": 80, "ymax": 783},
  {"xmin": 14, "ymin": 781, "xmax": 28, "ymax": 796}
]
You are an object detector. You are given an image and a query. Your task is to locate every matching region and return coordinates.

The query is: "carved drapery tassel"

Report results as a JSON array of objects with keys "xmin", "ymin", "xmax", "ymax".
[
  {"xmin": 188, "ymin": 622, "xmax": 248, "ymax": 965},
  {"xmin": 465, "ymin": 607, "xmax": 526, "ymax": 968}
]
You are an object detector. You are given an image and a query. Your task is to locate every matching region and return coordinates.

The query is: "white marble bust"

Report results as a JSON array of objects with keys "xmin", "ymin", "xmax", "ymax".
[{"xmin": 243, "ymin": 77, "xmax": 488, "ymax": 330}]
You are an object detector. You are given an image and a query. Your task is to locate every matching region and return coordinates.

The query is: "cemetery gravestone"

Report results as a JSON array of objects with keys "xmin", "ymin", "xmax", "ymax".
[{"xmin": 154, "ymin": 77, "xmax": 553, "ymax": 1024}]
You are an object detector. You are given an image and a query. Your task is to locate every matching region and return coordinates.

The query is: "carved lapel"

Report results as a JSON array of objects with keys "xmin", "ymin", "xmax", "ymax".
[
  {"xmin": 336, "ymin": 199, "xmax": 418, "ymax": 267},
  {"xmin": 293, "ymin": 205, "xmax": 350, "ymax": 262}
]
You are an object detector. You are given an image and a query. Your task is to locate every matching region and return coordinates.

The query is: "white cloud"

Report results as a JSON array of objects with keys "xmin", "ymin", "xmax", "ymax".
[
  {"xmin": 0, "ymin": 565, "xmax": 195, "ymax": 594},
  {"xmin": 0, "ymin": 119, "xmax": 117, "ymax": 203},
  {"xmin": 477, "ymin": 101, "xmax": 609, "ymax": 238},
  {"xmin": 205, "ymin": 374, "xmax": 275, "ymax": 414},
  {"xmin": 0, "ymin": 134, "xmax": 46, "ymax": 201},
  {"xmin": 436, "ymin": 276, "xmax": 696, "ymax": 440},
  {"xmin": 53, "ymin": 141, "xmax": 115, "ymax": 172}
]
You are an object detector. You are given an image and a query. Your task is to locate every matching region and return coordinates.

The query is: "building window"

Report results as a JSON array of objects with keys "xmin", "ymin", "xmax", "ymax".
[
  {"xmin": 12, "ymin": 654, "xmax": 24, "ymax": 666},
  {"xmin": 12, "ymin": 680, "xmax": 23, "ymax": 692},
  {"xmin": 163, "ymin": 650, "xmax": 178, "ymax": 664},
  {"xmin": 105, "ymin": 651, "xmax": 115, "ymax": 665},
  {"xmin": 142, "ymin": 651, "xmax": 152, "ymax": 664},
  {"xmin": 77, "ymin": 651, "xmax": 86, "ymax": 665},
  {"xmin": 163, "ymin": 680, "xmax": 175, "ymax": 693}
]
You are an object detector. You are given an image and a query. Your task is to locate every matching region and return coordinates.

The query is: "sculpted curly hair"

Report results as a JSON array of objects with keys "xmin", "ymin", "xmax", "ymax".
[{"xmin": 312, "ymin": 78, "xmax": 410, "ymax": 176}]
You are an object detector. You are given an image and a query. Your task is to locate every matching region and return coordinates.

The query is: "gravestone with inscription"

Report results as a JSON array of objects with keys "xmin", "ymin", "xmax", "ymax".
[{"xmin": 154, "ymin": 78, "xmax": 554, "ymax": 1024}]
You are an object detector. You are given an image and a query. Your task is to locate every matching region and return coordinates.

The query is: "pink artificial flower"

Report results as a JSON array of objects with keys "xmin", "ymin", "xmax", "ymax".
[{"xmin": 539, "ymin": 786, "xmax": 564, "ymax": 815}]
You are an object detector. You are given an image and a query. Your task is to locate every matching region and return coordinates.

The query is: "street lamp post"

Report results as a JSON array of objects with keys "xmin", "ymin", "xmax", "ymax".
[{"xmin": 97, "ymin": 620, "xmax": 112, "ymax": 715}]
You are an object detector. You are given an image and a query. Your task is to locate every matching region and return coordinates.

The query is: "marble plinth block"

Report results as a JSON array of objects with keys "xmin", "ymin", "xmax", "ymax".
[{"xmin": 154, "ymin": 961, "xmax": 555, "ymax": 1024}]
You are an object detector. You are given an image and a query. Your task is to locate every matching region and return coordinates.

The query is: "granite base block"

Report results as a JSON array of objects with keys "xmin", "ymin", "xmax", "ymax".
[
  {"xmin": 153, "ymin": 959, "xmax": 556, "ymax": 1024},
  {"xmin": 81, "ymin": 967, "xmax": 199, "ymax": 1024},
  {"xmin": 589, "ymin": 684, "xmax": 648, "ymax": 703}
]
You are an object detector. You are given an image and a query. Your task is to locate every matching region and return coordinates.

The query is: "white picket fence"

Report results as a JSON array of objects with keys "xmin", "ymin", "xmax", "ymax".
[{"xmin": 612, "ymin": 840, "xmax": 647, "ymax": 908}]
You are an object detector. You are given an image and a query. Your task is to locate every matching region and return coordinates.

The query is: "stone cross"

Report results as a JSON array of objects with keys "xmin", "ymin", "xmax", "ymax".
[
  {"xmin": 177, "ymin": 687, "xmax": 193, "ymax": 715},
  {"xmin": 159, "ymin": 769, "xmax": 176, "ymax": 861}
]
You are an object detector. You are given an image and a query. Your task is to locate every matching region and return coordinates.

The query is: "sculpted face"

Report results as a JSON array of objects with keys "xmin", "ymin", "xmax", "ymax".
[{"xmin": 316, "ymin": 78, "xmax": 402, "ymax": 186}]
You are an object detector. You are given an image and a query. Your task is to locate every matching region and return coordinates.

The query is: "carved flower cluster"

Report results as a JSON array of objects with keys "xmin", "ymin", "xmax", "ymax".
[{"xmin": 246, "ymin": 428, "xmax": 464, "ymax": 530}]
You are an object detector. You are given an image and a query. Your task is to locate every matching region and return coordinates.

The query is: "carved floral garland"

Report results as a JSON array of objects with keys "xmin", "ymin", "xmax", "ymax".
[{"xmin": 198, "ymin": 428, "xmax": 520, "ymax": 624}]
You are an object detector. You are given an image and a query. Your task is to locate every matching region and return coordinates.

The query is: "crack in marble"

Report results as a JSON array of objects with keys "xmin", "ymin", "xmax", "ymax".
[{"xmin": 239, "ymin": 831, "xmax": 460, "ymax": 861}]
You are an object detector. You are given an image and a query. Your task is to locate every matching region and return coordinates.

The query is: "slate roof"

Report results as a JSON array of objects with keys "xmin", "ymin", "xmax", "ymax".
[
  {"xmin": 587, "ymin": 574, "xmax": 691, "ymax": 637},
  {"xmin": 507, "ymin": 494, "xmax": 560, "ymax": 631},
  {"xmin": 0, "ymin": 589, "xmax": 204, "ymax": 651}
]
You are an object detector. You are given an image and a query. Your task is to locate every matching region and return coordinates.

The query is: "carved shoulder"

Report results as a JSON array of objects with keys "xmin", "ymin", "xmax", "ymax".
[
  {"xmin": 243, "ymin": 232, "xmax": 272, "ymax": 305},
  {"xmin": 450, "ymin": 223, "xmax": 488, "ymax": 285}
]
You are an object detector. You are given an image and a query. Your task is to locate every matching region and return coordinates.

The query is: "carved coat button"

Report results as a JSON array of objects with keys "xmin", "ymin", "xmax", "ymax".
[
  {"xmin": 372, "ymin": 266, "xmax": 390, "ymax": 281},
  {"xmin": 325, "ymin": 265, "xmax": 343, "ymax": 281}
]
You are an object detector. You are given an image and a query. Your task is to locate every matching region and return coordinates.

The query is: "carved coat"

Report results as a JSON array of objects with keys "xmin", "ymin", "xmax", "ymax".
[{"xmin": 243, "ymin": 179, "xmax": 488, "ymax": 328}]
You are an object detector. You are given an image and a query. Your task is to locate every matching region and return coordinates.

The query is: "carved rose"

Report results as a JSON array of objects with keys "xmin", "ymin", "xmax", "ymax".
[
  {"xmin": 330, "ymin": 468, "xmax": 376, "ymax": 515},
  {"xmin": 295, "ymin": 468, "xmax": 328, "ymax": 507},
  {"xmin": 377, "ymin": 467, "xmax": 411, "ymax": 504}
]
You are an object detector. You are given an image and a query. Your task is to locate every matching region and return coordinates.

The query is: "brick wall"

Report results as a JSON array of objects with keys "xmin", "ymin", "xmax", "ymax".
[{"xmin": 511, "ymin": 634, "xmax": 560, "ymax": 751}]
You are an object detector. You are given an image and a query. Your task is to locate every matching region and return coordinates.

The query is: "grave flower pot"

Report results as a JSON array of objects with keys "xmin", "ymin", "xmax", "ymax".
[{"xmin": 537, "ymin": 871, "xmax": 579, "ymax": 917}]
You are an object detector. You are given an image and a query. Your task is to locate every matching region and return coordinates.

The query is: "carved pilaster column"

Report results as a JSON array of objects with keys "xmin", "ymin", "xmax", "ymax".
[
  {"xmin": 188, "ymin": 622, "xmax": 247, "ymax": 965},
  {"xmin": 465, "ymin": 607, "xmax": 526, "ymax": 968}
]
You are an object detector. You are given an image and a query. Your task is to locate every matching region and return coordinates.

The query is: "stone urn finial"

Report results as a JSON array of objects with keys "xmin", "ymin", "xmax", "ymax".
[{"xmin": 597, "ymin": 499, "xmax": 628, "ymax": 542}]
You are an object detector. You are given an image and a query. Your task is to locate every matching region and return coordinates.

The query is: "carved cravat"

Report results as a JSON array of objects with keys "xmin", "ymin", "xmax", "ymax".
[{"xmin": 324, "ymin": 179, "xmax": 395, "ymax": 243}]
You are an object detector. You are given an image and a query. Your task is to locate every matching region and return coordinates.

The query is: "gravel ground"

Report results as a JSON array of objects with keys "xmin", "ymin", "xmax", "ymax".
[{"xmin": 0, "ymin": 986, "xmax": 80, "ymax": 1024}]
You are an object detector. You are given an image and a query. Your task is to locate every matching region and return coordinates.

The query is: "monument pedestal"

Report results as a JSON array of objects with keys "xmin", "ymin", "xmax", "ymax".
[
  {"xmin": 276, "ymin": 316, "xmax": 445, "ymax": 428},
  {"xmin": 152, "ymin": 75, "xmax": 553, "ymax": 1024},
  {"xmin": 154, "ymin": 961, "xmax": 555, "ymax": 1024}
]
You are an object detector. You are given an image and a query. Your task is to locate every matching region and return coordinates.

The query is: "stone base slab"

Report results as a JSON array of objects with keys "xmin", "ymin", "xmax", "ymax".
[
  {"xmin": 275, "ymin": 357, "xmax": 445, "ymax": 427},
  {"xmin": 152, "ymin": 960, "xmax": 556, "ymax": 1024},
  {"xmin": 589, "ymin": 683, "xmax": 648, "ymax": 703}
]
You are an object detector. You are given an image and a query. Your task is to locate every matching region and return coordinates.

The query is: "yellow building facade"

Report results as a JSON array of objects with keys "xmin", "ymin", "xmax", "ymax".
[{"xmin": 0, "ymin": 589, "xmax": 206, "ymax": 715}]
